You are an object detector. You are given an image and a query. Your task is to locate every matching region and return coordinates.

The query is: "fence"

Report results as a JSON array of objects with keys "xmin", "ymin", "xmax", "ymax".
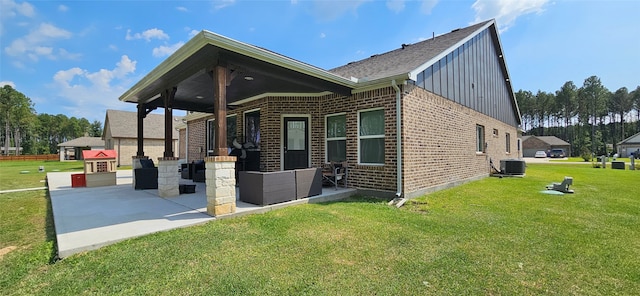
[{"xmin": 0, "ymin": 154, "xmax": 59, "ymax": 161}]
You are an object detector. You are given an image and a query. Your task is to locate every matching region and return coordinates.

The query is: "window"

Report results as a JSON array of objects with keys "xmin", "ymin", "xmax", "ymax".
[
  {"xmin": 506, "ymin": 132, "xmax": 511, "ymax": 153},
  {"xmin": 226, "ymin": 115, "xmax": 237, "ymax": 148},
  {"xmin": 326, "ymin": 113, "xmax": 346, "ymax": 162},
  {"xmin": 476, "ymin": 124, "xmax": 485, "ymax": 153},
  {"xmin": 207, "ymin": 115, "xmax": 238, "ymax": 156},
  {"xmin": 97, "ymin": 161, "xmax": 108, "ymax": 173},
  {"xmin": 358, "ymin": 108, "xmax": 385, "ymax": 164},
  {"xmin": 244, "ymin": 109, "xmax": 260, "ymax": 148},
  {"xmin": 492, "ymin": 128, "xmax": 499, "ymax": 137},
  {"xmin": 207, "ymin": 119, "xmax": 215, "ymax": 156}
]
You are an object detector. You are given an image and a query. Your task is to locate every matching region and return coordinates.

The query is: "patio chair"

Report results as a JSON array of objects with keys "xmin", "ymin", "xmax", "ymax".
[
  {"xmin": 134, "ymin": 159, "xmax": 158, "ymax": 190},
  {"xmin": 546, "ymin": 176, "xmax": 574, "ymax": 193},
  {"xmin": 322, "ymin": 161, "xmax": 347, "ymax": 190}
]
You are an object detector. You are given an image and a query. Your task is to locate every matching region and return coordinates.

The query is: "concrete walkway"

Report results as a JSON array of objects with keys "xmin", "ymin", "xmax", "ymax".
[{"xmin": 47, "ymin": 170, "xmax": 355, "ymax": 258}]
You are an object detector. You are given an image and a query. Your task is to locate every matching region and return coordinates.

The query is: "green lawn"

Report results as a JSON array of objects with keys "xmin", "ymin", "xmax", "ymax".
[
  {"xmin": 1, "ymin": 161, "xmax": 639, "ymax": 295},
  {"xmin": 0, "ymin": 161, "xmax": 84, "ymax": 191}
]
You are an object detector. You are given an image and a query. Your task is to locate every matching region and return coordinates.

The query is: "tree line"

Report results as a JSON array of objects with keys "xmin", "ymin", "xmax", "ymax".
[
  {"xmin": 516, "ymin": 75, "xmax": 640, "ymax": 158},
  {"xmin": 1, "ymin": 85, "xmax": 102, "ymax": 156}
]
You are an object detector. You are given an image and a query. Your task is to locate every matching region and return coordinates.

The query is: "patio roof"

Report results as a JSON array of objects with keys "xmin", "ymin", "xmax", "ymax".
[{"xmin": 118, "ymin": 31, "xmax": 356, "ymax": 113}]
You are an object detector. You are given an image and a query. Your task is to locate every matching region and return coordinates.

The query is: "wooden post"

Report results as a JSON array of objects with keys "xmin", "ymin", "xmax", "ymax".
[
  {"xmin": 212, "ymin": 66, "xmax": 228, "ymax": 156},
  {"xmin": 136, "ymin": 104, "xmax": 144, "ymax": 156},
  {"xmin": 164, "ymin": 87, "xmax": 177, "ymax": 158}
]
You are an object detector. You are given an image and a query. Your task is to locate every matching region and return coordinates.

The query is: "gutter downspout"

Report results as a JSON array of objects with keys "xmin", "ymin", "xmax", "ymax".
[{"xmin": 391, "ymin": 80, "xmax": 402, "ymax": 198}]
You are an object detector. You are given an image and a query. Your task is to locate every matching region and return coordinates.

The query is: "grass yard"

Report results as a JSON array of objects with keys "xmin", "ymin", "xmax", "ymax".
[
  {"xmin": 0, "ymin": 161, "xmax": 638, "ymax": 295},
  {"xmin": 0, "ymin": 161, "xmax": 84, "ymax": 191}
]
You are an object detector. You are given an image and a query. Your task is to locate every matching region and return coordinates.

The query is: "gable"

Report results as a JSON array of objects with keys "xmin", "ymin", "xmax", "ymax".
[
  {"xmin": 330, "ymin": 20, "xmax": 520, "ymax": 127},
  {"xmin": 105, "ymin": 109, "xmax": 181, "ymax": 140},
  {"xmin": 618, "ymin": 132, "xmax": 640, "ymax": 145},
  {"xmin": 413, "ymin": 26, "xmax": 518, "ymax": 127}
]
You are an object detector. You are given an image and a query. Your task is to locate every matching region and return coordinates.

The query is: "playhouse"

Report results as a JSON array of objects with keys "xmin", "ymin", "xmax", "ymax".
[{"xmin": 81, "ymin": 150, "xmax": 118, "ymax": 187}]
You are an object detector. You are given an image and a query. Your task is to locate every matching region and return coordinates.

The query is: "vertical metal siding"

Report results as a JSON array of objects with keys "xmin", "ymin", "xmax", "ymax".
[{"xmin": 414, "ymin": 27, "xmax": 517, "ymax": 127}]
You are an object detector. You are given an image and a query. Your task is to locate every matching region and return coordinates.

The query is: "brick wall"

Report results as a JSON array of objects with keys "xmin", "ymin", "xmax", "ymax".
[
  {"xmin": 183, "ymin": 83, "xmax": 518, "ymax": 197},
  {"xmin": 114, "ymin": 138, "xmax": 178, "ymax": 166},
  {"xmin": 401, "ymin": 84, "xmax": 518, "ymax": 197},
  {"xmin": 187, "ymin": 118, "xmax": 207, "ymax": 162}
]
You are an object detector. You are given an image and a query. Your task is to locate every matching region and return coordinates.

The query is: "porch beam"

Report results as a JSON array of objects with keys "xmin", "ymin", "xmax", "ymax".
[
  {"xmin": 136, "ymin": 104, "xmax": 145, "ymax": 156},
  {"xmin": 163, "ymin": 87, "xmax": 177, "ymax": 157},
  {"xmin": 211, "ymin": 65, "xmax": 228, "ymax": 156}
]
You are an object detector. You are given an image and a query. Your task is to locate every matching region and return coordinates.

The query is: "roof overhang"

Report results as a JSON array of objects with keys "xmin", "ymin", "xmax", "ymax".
[{"xmin": 119, "ymin": 31, "xmax": 356, "ymax": 113}]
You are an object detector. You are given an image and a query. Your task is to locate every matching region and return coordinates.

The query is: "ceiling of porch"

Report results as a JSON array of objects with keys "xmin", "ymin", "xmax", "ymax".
[{"xmin": 119, "ymin": 32, "xmax": 355, "ymax": 114}]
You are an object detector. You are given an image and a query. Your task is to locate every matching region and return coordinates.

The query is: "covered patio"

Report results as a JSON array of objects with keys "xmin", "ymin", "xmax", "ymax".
[{"xmin": 119, "ymin": 30, "xmax": 355, "ymax": 216}]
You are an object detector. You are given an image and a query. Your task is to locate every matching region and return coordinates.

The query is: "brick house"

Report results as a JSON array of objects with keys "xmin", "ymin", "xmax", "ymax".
[
  {"xmin": 102, "ymin": 109, "xmax": 181, "ymax": 166},
  {"xmin": 119, "ymin": 19, "xmax": 521, "ymax": 205},
  {"xmin": 521, "ymin": 135, "xmax": 571, "ymax": 158}
]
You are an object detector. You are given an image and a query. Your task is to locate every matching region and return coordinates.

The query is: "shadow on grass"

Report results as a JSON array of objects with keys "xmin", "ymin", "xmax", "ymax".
[
  {"xmin": 315, "ymin": 194, "xmax": 391, "ymax": 205},
  {"xmin": 44, "ymin": 187, "xmax": 59, "ymax": 264}
]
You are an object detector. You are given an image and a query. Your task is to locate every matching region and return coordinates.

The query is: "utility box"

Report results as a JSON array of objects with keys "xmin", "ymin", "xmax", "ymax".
[
  {"xmin": 82, "ymin": 150, "xmax": 117, "ymax": 187},
  {"xmin": 71, "ymin": 173, "xmax": 86, "ymax": 187}
]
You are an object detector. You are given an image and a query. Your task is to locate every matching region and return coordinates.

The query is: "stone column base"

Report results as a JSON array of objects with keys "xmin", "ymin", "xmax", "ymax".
[
  {"xmin": 205, "ymin": 156, "xmax": 237, "ymax": 216},
  {"xmin": 158, "ymin": 157, "xmax": 179, "ymax": 197}
]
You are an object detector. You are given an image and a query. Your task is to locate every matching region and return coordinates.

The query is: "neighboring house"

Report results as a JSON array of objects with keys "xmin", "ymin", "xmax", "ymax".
[
  {"xmin": 119, "ymin": 19, "xmax": 521, "ymax": 198},
  {"xmin": 521, "ymin": 135, "xmax": 571, "ymax": 157},
  {"xmin": 57, "ymin": 137, "xmax": 105, "ymax": 161},
  {"xmin": 617, "ymin": 132, "xmax": 640, "ymax": 158},
  {"xmin": 103, "ymin": 109, "xmax": 181, "ymax": 166}
]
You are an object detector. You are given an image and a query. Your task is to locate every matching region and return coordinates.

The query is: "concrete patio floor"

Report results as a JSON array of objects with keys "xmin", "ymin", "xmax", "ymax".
[{"xmin": 47, "ymin": 170, "xmax": 355, "ymax": 258}]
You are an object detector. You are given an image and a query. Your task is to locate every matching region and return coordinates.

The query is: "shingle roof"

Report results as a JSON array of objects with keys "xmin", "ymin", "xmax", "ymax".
[
  {"xmin": 618, "ymin": 132, "xmax": 640, "ymax": 145},
  {"xmin": 522, "ymin": 136, "xmax": 570, "ymax": 146},
  {"xmin": 57, "ymin": 137, "xmax": 105, "ymax": 147},
  {"xmin": 105, "ymin": 109, "xmax": 181, "ymax": 139},
  {"xmin": 329, "ymin": 20, "xmax": 491, "ymax": 81}
]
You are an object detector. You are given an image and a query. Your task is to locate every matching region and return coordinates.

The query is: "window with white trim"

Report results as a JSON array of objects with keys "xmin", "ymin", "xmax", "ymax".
[
  {"xmin": 358, "ymin": 108, "xmax": 385, "ymax": 164},
  {"xmin": 476, "ymin": 124, "xmax": 485, "ymax": 153},
  {"xmin": 326, "ymin": 113, "xmax": 346, "ymax": 162}
]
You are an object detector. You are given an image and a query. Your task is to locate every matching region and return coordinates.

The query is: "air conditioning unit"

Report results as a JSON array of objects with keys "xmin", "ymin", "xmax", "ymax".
[{"xmin": 500, "ymin": 159, "xmax": 526, "ymax": 176}]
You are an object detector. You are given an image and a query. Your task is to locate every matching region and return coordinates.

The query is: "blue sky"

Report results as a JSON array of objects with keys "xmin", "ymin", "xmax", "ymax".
[{"xmin": 1, "ymin": 0, "xmax": 639, "ymax": 123}]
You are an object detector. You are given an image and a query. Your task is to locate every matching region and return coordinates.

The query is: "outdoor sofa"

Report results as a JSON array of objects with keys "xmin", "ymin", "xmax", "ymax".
[{"xmin": 239, "ymin": 168, "xmax": 322, "ymax": 206}]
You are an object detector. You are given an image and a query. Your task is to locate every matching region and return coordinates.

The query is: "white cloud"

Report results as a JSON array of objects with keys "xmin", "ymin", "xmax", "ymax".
[
  {"xmin": 1, "ymin": 81, "xmax": 16, "ymax": 88},
  {"xmin": 4, "ymin": 23, "xmax": 73, "ymax": 61},
  {"xmin": 51, "ymin": 55, "xmax": 138, "ymax": 118},
  {"xmin": 58, "ymin": 4, "xmax": 68, "ymax": 12},
  {"xmin": 188, "ymin": 30, "xmax": 199, "ymax": 37},
  {"xmin": 108, "ymin": 44, "xmax": 118, "ymax": 51},
  {"xmin": 152, "ymin": 42, "xmax": 185, "ymax": 57},
  {"xmin": 1, "ymin": 0, "xmax": 35, "ymax": 18},
  {"xmin": 472, "ymin": 0, "xmax": 549, "ymax": 32},
  {"xmin": 312, "ymin": 0, "xmax": 367, "ymax": 21},
  {"xmin": 176, "ymin": 6, "xmax": 188, "ymax": 12},
  {"xmin": 320, "ymin": 32, "xmax": 326, "ymax": 38},
  {"xmin": 387, "ymin": 0, "xmax": 405, "ymax": 13},
  {"xmin": 420, "ymin": 0, "xmax": 439, "ymax": 14},
  {"xmin": 213, "ymin": 0, "xmax": 236, "ymax": 10},
  {"xmin": 125, "ymin": 28, "xmax": 169, "ymax": 41}
]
